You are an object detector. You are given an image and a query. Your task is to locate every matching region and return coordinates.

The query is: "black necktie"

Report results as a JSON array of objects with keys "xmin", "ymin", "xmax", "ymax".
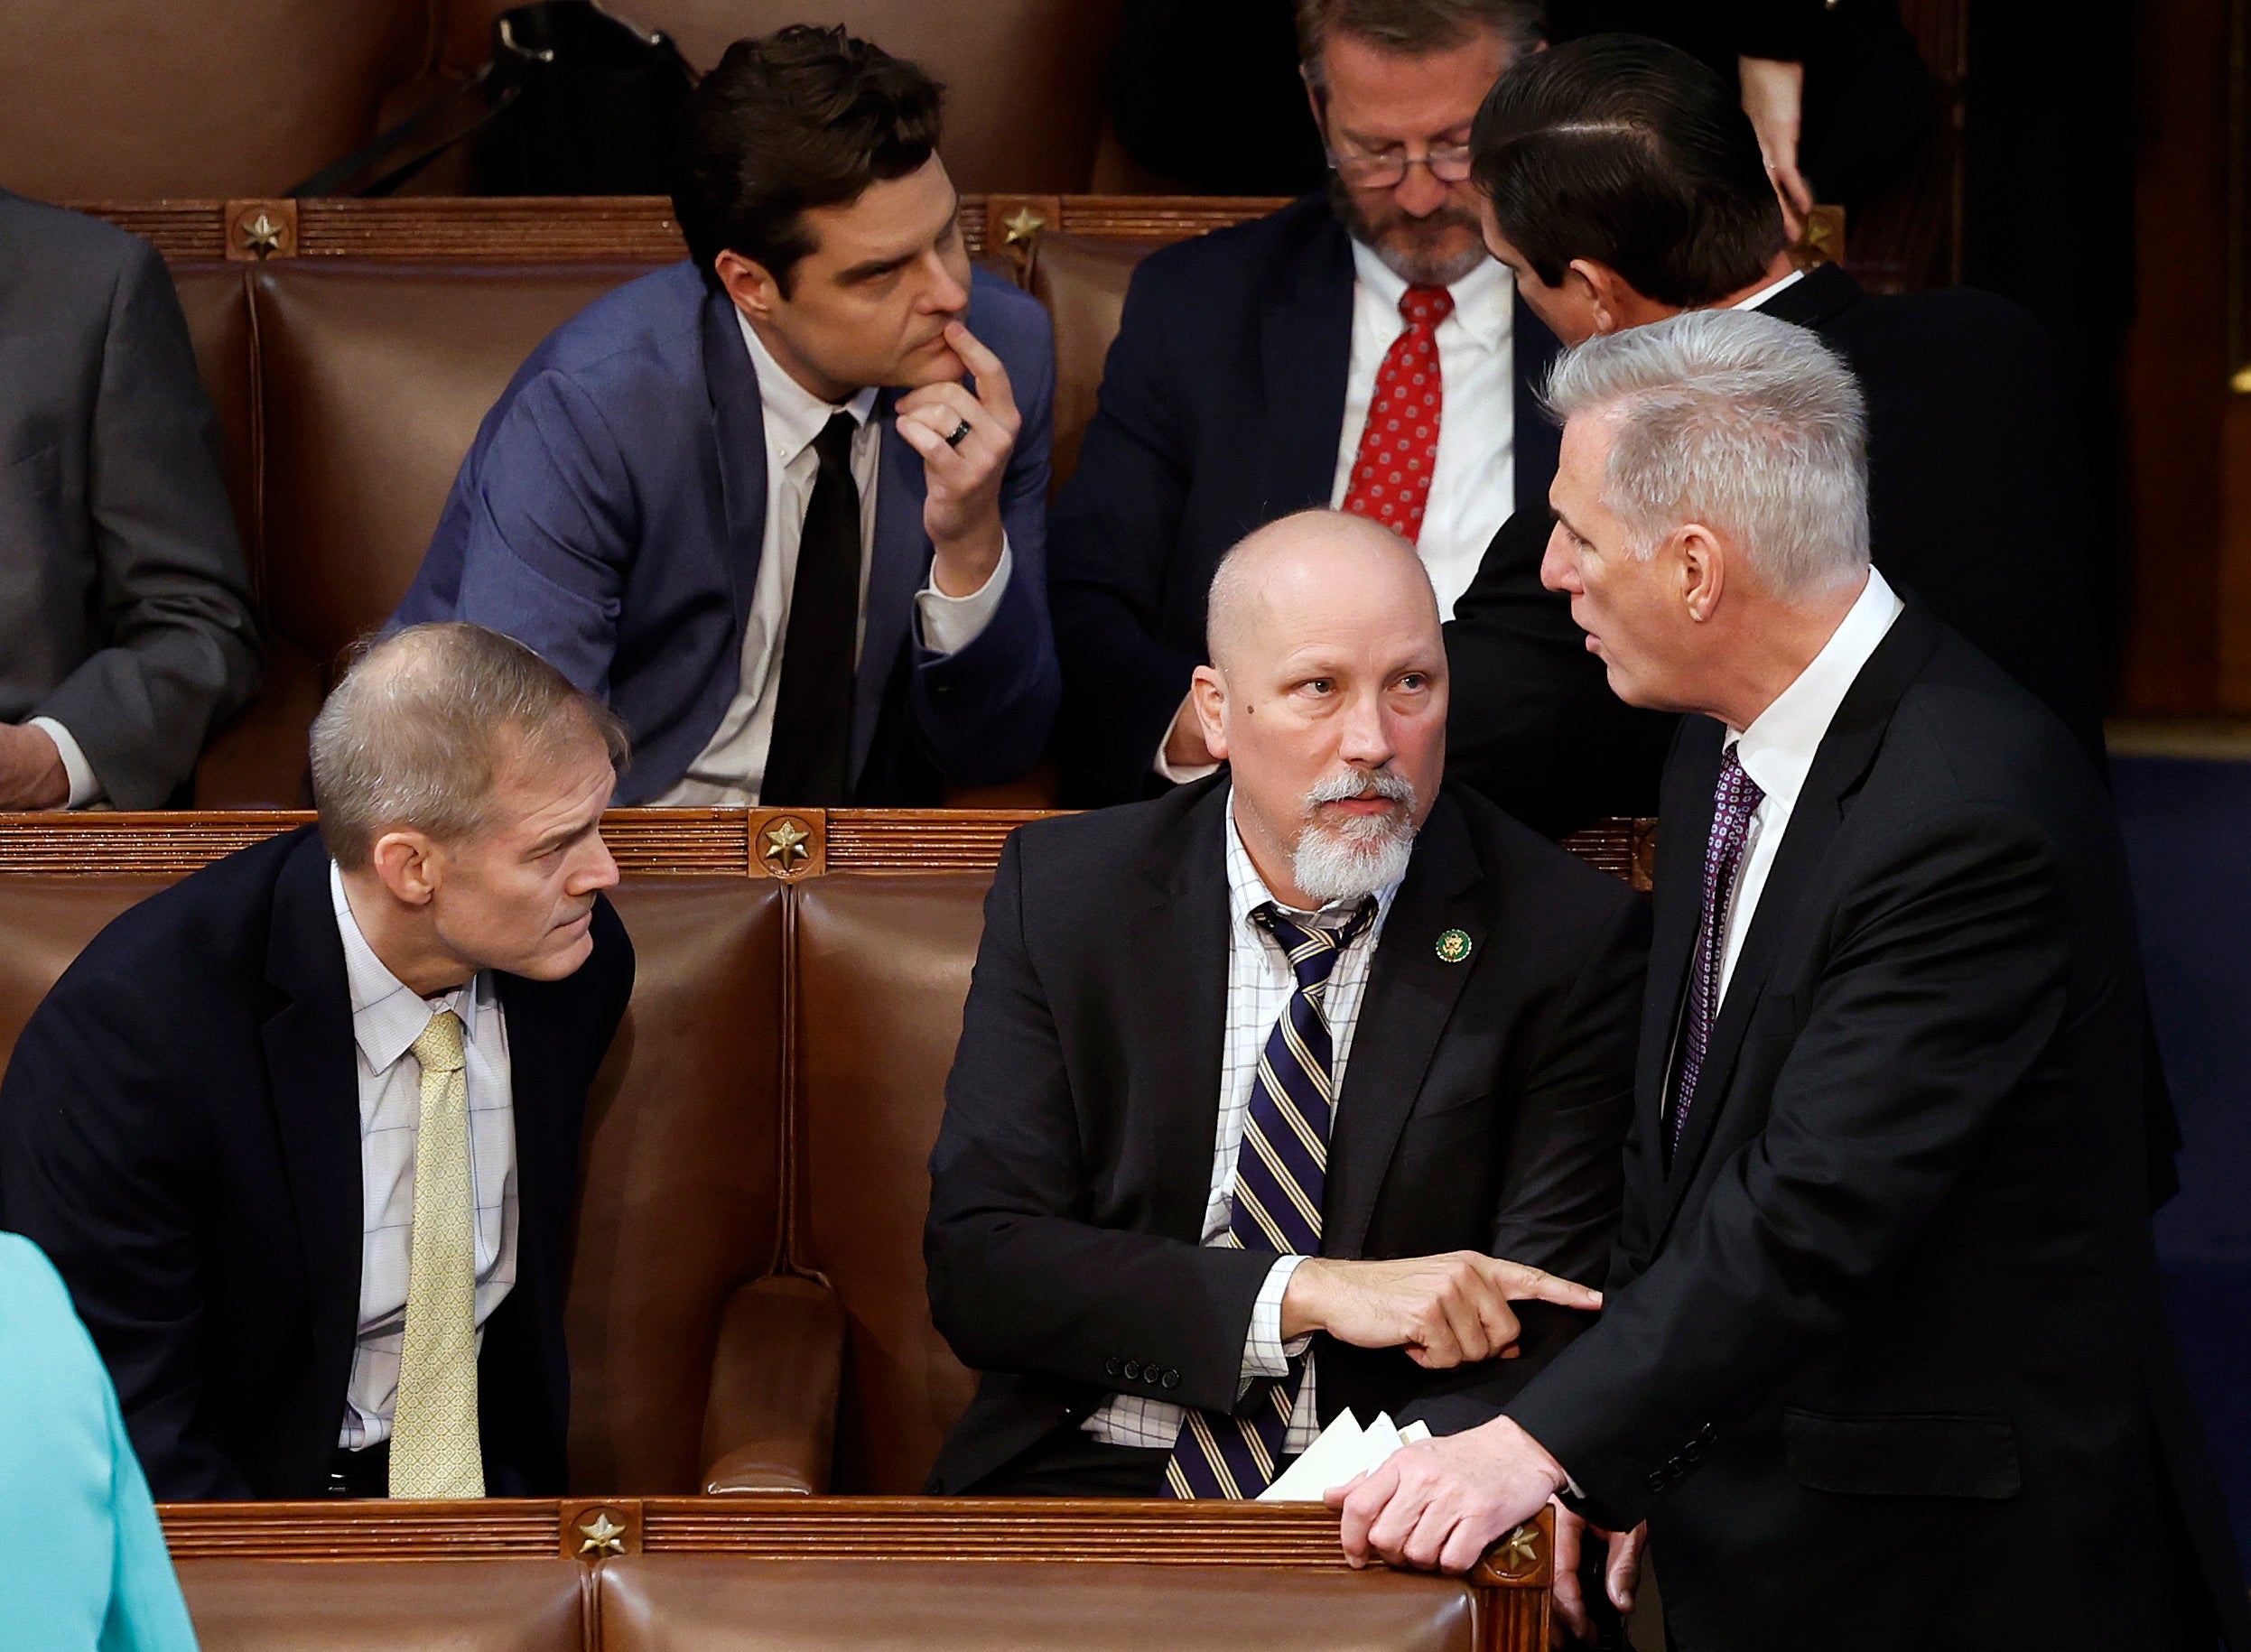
[{"xmin": 762, "ymin": 412, "xmax": 861, "ymax": 805}]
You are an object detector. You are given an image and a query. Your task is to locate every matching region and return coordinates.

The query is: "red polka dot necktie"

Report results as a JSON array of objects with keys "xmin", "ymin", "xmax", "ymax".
[{"xmin": 1342, "ymin": 283, "xmax": 1454, "ymax": 543}]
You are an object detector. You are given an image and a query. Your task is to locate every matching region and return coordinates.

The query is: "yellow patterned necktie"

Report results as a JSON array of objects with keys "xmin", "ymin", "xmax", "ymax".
[{"xmin": 387, "ymin": 1007, "xmax": 485, "ymax": 1499}]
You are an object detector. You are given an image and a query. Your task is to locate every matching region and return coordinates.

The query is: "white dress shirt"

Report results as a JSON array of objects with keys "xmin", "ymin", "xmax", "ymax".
[
  {"xmin": 1329, "ymin": 243, "xmax": 1519, "ymax": 619},
  {"xmin": 1732, "ymin": 266, "xmax": 1806, "ymax": 314},
  {"xmin": 653, "ymin": 312, "xmax": 1013, "ymax": 805},
  {"xmin": 26, "ymin": 716, "xmax": 100, "ymax": 808},
  {"xmin": 1154, "ymin": 247, "xmax": 1518, "ymax": 786},
  {"xmin": 1714, "ymin": 566, "xmax": 1904, "ymax": 1003},
  {"xmin": 330, "ymin": 863, "xmax": 517, "ymax": 1451},
  {"xmin": 1084, "ymin": 792, "xmax": 1401, "ymax": 1455}
]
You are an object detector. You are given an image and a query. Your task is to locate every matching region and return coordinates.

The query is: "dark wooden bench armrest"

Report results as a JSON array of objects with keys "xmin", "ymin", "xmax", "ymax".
[{"xmin": 699, "ymin": 1274, "xmax": 846, "ymax": 1495}]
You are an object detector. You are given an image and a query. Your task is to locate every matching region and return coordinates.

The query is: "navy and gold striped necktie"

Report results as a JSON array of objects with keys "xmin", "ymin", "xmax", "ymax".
[{"xmin": 1165, "ymin": 896, "xmax": 1376, "ymax": 1499}]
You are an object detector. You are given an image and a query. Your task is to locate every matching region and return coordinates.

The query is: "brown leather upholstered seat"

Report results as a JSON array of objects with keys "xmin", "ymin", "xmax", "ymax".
[
  {"xmin": 0, "ymin": 0, "xmax": 423, "ymax": 200},
  {"xmin": 595, "ymin": 1556, "xmax": 1478, "ymax": 1650},
  {"xmin": 176, "ymin": 1557, "xmax": 587, "ymax": 1652},
  {"xmin": 191, "ymin": 262, "xmax": 662, "ymax": 806},
  {"xmin": 1027, "ymin": 233, "xmax": 1153, "ymax": 492},
  {"xmin": 791, "ymin": 872, "xmax": 994, "ymax": 1492}
]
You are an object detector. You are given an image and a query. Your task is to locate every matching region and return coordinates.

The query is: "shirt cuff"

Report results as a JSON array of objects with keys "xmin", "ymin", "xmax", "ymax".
[
  {"xmin": 1240, "ymin": 1254, "xmax": 1309, "ymax": 1394},
  {"xmin": 26, "ymin": 717, "xmax": 102, "ymax": 809},
  {"xmin": 1152, "ymin": 689, "xmax": 1223, "ymax": 784},
  {"xmin": 916, "ymin": 538, "xmax": 1013, "ymax": 656}
]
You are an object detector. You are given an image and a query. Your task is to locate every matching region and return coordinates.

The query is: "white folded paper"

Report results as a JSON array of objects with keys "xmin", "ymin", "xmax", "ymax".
[{"xmin": 1256, "ymin": 1407, "xmax": 1434, "ymax": 1501}]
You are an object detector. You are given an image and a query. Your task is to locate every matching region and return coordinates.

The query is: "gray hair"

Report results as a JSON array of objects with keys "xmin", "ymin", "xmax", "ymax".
[
  {"xmin": 1542, "ymin": 308, "xmax": 1870, "ymax": 599},
  {"xmin": 1298, "ymin": 0, "xmax": 1543, "ymax": 88},
  {"xmin": 311, "ymin": 623, "xmax": 628, "ymax": 871}
]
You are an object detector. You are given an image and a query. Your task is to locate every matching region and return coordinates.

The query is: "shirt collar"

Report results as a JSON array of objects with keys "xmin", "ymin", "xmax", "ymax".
[
  {"xmin": 329, "ymin": 860, "xmax": 485, "ymax": 1076},
  {"xmin": 1733, "ymin": 267, "xmax": 1807, "ymax": 312},
  {"xmin": 1728, "ymin": 565, "xmax": 1905, "ymax": 819},
  {"xmin": 735, "ymin": 308, "xmax": 879, "ymax": 469},
  {"xmin": 1223, "ymin": 787, "xmax": 1405, "ymax": 937},
  {"xmin": 1349, "ymin": 239, "xmax": 1514, "ymax": 354}
]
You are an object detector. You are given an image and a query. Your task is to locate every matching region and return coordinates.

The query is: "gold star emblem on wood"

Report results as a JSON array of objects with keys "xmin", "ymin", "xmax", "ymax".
[
  {"xmin": 1486, "ymin": 1520, "xmax": 1541, "ymax": 1580},
  {"xmin": 762, "ymin": 816, "xmax": 813, "ymax": 872},
  {"xmin": 1000, "ymin": 207, "xmax": 1047, "ymax": 248},
  {"xmin": 576, "ymin": 1510, "xmax": 628, "ymax": 1557},
  {"xmin": 240, "ymin": 213, "xmax": 284, "ymax": 257}
]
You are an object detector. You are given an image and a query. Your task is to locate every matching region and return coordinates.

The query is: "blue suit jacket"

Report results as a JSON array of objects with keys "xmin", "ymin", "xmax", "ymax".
[
  {"xmin": 1047, "ymin": 194, "xmax": 1562, "ymax": 806},
  {"xmin": 395, "ymin": 261, "xmax": 1059, "ymax": 804}
]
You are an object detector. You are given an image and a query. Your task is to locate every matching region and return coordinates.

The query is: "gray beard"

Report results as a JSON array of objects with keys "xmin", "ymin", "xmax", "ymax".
[
  {"xmin": 1290, "ymin": 768, "xmax": 1420, "ymax": 902},
  {"xmin": 1331, "ymin": 177, "xmax": 1491, "ymax": 289}
]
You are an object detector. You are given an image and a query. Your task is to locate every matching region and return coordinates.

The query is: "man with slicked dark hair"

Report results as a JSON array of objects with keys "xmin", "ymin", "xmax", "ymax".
[
  {"xmin": 394, "ymin": 25, "xmax": 1058, "ymax": 808},
  {"xmin": 1444, "ymin": 32, "xmax": 2106, "ymax": 816}
]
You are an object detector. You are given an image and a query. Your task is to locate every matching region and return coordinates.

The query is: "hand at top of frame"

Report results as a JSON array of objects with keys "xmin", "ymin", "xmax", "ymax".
[{"xmin": 1281, "ymin": 1253, "xmax": 1602, "ymax": 1369}]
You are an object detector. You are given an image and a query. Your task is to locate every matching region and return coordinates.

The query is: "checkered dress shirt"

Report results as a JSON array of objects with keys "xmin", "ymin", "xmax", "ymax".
[
  {"xmin": 330, "ymin": 863, "xmax": 518, "ymax": 1451},
  {"xmin": 1084, "ymin": 795, "xmax": 1400, "ymax": 1452}
]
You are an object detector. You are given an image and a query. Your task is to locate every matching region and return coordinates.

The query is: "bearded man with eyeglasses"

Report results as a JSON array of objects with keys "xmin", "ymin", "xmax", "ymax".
[{"xmin": 1049, "ymin": 0, "xmax": 1624, "ymax": 837}]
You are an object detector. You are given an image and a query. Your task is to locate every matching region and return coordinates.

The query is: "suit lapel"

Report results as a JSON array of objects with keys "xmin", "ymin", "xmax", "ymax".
[
  {"xmin": 1655, "ymin": 603, "xmax": 1948, "ymax": 1225},
  {"xmin": 491, "ymin": 974, "xmax": 572, "ymax": 1340},
  {"xmin": 258, "ymin": 831, "xmax": 365, "ymax": 1414},
  {"xmin": 1259, "ymin": 218, "xmax": 1355, "ymax": 522},
  {"xmin": 1326, "ymin": 794, "xmax": 1484, "ymax": 1259},
  {"xmin": 701, "ymin": 287, "xmax": 769, "ymax": 645},
  {"xmin": 1124, "ymin": 784, "xmax": 1237, "ymax": 1241},
  {"xmin": 1511, "ymin": 288, "xmax": 1562, "ymax": 518}
]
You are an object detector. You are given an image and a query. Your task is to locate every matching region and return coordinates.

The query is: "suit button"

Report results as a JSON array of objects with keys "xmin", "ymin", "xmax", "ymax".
[
  {"xmin": 1683, "ymin": 1443, "xmax": 1705, "ymax": 1465},
  {"xmin": 1646, "ymin": 1471, "xmax": 1666, "ymax": 1493},
  {"xmin": 1162, "ymin": 1369, "xmax": 1181, "ymax": 1389},
  {"xmin": 1145, "ymin": 1362, "xmax": 1164, "ymax": 1385},
  {"xmin": 1105, "ymin": 1358, "xmax": 1122, "ymax": 1378},
  {"xmin": 1698, "ymin": 1423, "xmax": 1717, "ymax": 1443},
  {"xmin": 1123, "ymin": 1360, "xmax": 1140, "ymax": 1380}
]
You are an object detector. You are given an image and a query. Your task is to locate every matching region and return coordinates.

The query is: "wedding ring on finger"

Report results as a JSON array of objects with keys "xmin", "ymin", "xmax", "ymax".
[{"xmin": 944, "ymin": 417, "xmax": 973, "ymax": 448}]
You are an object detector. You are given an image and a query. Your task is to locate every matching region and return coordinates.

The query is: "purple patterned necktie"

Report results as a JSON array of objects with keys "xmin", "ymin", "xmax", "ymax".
[{"xmin": 1669, "ymin": 746, "xmax": 1765, "ymax": 1154}]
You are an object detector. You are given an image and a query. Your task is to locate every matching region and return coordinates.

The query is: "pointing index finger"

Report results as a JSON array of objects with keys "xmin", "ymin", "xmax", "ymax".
[{"xmin": 1496, "ymin": 1260, "xmax": 1603, "ymax": 1312}]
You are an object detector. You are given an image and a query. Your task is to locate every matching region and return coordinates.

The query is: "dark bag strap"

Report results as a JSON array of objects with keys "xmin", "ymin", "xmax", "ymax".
[{"xmin": 288, "ymin": 65, "xmax": 521, "ymax": 199}]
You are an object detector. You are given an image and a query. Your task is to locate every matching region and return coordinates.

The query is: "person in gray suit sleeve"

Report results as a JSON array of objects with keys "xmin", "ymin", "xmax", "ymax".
[{"xmin": 0, "ymin": 189, "xmax": 261, "ymax": 809}]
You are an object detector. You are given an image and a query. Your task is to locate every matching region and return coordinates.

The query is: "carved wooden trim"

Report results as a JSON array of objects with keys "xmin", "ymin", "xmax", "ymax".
[
  {"xmin": 0, "ymin": 809, "xmax": 1650, "ymax": 886},
  {"xmin": 823, "ymin": 809, "xmax": 1057, "ymax": 874},
  {"xmin": 62, "ymin": 195, "xmax": 1302, "ymax": 269},
  {"xmin": 159, "ymin": 1496, "xmax": 1545, "ymax": 1585},
  {"xmin": 158, "ymin": 1498, "xmax": 563, "ymax": 1560}
]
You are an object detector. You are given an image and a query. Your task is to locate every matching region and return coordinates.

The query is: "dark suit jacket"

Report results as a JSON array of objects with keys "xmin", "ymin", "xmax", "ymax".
[
  {"xmin": 1502, "ymin": 606, "xmax": 2249, "ymax": 1651},
  {"xmin": 1447, "ymin": 263, "xmax": 2107, "ymax": 829},
  {"xmin": 1048, "ymin": 196, "xmax": 1566, "ymax": 811},
  {"xmin": 0, "ymin": 190, "xmax": 261, "ymax": 806},
  {"xmin": 923, "ymin": 778, "xmax": 1649, "ymax": 1493},
  {"xmin": 392, "ymin": 261, "xmax": 1059, "ymax": 805},
  {"xmin": 0, "ymin": 827, "xmax": 636, "ymax": 1500}
]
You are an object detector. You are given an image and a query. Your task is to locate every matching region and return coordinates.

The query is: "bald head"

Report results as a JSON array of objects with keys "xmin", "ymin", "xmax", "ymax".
[
  {"xmin": 1191, "ymin": 509, "xmax": 1448, "ymax": 911},
  {"xmin": 1205, "ymin": 508, "xmax": 1442, "ymax": 674}
]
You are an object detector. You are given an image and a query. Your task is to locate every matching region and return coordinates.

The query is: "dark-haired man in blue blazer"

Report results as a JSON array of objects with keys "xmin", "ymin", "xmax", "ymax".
[{"xmin": 394, "ymin": 26, "xmax": 1058, "ymax": 806}]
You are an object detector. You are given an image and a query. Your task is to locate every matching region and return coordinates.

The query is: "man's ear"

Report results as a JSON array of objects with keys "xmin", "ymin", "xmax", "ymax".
[
  {"xmin": 713, "ymin": 249, "xmax": 783, "ymax": 322},
  {"xmin": 1568, "ymin": 259, "xmax": 1633, "ymax": 336},
  {"xmin": 1191, "ymin": 664, "xmax": 1231, "ymax": 763},
  {"xmin": 368, "ymin": 830, "xmax": 441, "ymax": 910},
  {"xmin": 1676, "ymin": 524, "xmax": 1726, "ymax": 623}
]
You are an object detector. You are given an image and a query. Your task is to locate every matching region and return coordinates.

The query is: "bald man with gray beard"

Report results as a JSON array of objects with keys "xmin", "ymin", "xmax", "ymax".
[{"xmin": 924, "ymin": 507, "xmax": 1650, "ymax": 1501}]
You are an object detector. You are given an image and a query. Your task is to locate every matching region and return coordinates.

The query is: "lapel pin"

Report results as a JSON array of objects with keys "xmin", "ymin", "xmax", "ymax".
[{"xmin": 1435, "ymin": 928, "xmax": 1473, "ymax": 964}]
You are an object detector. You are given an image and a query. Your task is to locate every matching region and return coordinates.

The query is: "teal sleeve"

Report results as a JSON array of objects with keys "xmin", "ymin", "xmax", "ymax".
[{"xmin": 0, "ymin": 1234, "xmax": 198, "ymax": 1651}]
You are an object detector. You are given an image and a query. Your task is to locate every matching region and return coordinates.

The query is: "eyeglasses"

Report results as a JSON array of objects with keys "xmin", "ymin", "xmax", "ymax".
[{"xmin": 1325, "ymin": 144, "xmax": 1476, "ymax": 189}]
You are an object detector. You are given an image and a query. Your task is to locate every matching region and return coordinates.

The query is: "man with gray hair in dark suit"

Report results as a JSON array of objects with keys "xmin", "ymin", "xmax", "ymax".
[{"xmin": 0, "ymin": 189, "xmax": 261, "ymax": 808}]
